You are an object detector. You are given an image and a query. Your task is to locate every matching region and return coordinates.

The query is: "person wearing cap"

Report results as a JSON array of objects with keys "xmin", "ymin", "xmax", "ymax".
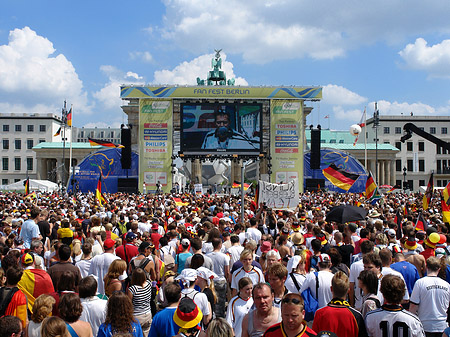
[
  {"xmin": 19, "ymin": 207, "xmax": 42, "ymax": 249},
  {"xmin": 404, "ymin": 233, "xmax": 427, "ymax": 277},
  {"xmin": 365, "ymin": 275, "xmax": 424, "ymax": 337},
  {"xmin": 173, "ymin": 297, "xmax": 205, "ymax": 337},
  {"xmin": 262, "ymin": 293, "xmax": 316, "ymax": 337},
  {"xmin": 410, "ymin": 256, "xmax": 450, "ymax": 336},
  {"xmin": 88, "ymin": 237, "xmax": 120, "ymax": 294},
  {"xmin": 176, "ymin": 238, "xmax": 193, "ymax": 273},
  {"xmin": 299, "ymin": 253, "xmax": 333, "ymax": 310},
  {"xmin": 18, "ymin": 252, "xmax": 55, "ymax": 314},
  {"xmin": 116, "ymin": 232, "xmax": 139, "ymax": 264},
  {"xmin": 150, "ymin": 221, "xmax": 162, "ymax": 249},
  {"xmin": 177, "ymin": 269, "xmax": 212, "ymax": 327},
  {"xmin": 129, "ymin": 241, "xmax": 157, "ymax": 282},
  {"xmin": 285, "ymin": 255, "xmax": 307, "ymax": 294},
  {"xmin": 312, "ymin": 272, "xmax": 367, "ymax": 337}
]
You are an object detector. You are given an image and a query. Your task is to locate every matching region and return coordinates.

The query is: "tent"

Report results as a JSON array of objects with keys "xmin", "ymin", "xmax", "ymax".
[{"xmin": 1, "ymin": 179, "xmax": 58, "ymax": 192}]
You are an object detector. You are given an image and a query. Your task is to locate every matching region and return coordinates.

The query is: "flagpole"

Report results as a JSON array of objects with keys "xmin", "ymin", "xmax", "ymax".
[
  {"xmin": 61, "ymin": 100, "xmax": 67, "ymax": 193},
  {"xmin": 69, "ymin": 104, "xmax": 74, "ymax": 193},
  {"xmin": 364, "ymin": 107, "xmax": 367, "ymax": 170}
]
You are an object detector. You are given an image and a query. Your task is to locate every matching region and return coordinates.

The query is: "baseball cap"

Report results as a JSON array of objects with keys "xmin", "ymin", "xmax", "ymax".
[
  {"xmin": 387, "ymin": 229, "xmax": 396, "ymax": 237},
  {"xmin": 151, "ymin": 223, "xmax": 159, "ymax": 231},
  {"xmin": 21, "ymin": 253, "xmax": 34, "ymax": 265},
  {"xmin": 126, "ymin": 232, "xmax": 137, "ymax": 242},
  {"xmin": 318, "ymin": 254, "xmax": 331, "ymax": 263},
  {"xmin": 181, "ymin": 238, "xmax": 190, "ymax": 247},
  {"xmin": 103, "ymin": 239, "xmax": 115, "ymax": 249}
]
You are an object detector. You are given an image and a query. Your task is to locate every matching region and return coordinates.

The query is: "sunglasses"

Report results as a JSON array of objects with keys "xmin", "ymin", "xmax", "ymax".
[{"xmin": 282, "ymin": 297, "xmax": 302, "ymax": 305}]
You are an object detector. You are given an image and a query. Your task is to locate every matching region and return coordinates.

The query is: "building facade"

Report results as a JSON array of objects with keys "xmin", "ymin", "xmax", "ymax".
[
  {"xmin": 0, "ymin": 113, "xmax": 71, "ymax": 185},
  {"xmin": 363, "ymin": 115, "xmax": 450, "ymax": 190},
  {"xmin": 74, "ymin": 127, "xmax": 121, "ymax": 144}
]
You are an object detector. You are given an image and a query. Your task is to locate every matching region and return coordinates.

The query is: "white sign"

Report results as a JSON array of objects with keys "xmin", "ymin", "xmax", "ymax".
[
  {"xmin": 258, "ymin": 179, "xmax": 299, "ymax": 210},
  {"xmin": 194, "ymin": 183, "xmax": 203, "ymax": 195}
]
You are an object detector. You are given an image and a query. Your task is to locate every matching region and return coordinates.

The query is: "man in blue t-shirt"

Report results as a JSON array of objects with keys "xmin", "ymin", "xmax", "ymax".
[
  {"xmin": 19, "ymin": 208, "xmax": 42, "ymax": 249},
  {"xmin": 149, "ymin": 282, "xmax": 182, "ymax": 337},
  {"xmin": 391, "ymin": 252, "xmax": 420, "ymax": 295}
]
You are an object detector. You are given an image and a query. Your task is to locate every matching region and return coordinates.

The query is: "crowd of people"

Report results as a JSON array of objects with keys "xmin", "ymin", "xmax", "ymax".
[{"xmin": 0, "ymin": 188, "xmax": 449, "ymax": 337}]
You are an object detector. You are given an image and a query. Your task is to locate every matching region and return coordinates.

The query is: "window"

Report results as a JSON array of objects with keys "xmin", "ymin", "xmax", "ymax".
[
  {"xmin": 3, "ymin": 125, "xmax": 9, "ymax": 132},
  {"xmin": 383, "ymin": 141, "xmax": 390, "ymax": 144},
  {"xmin": 418, "ymin": 142, "xmax": 424, "ymax": 151},
  {"xmin": 14, "ymin": 179, "xmax": 20, "ymax": 183},
  {"xmin": 396, "ymin": 160, "xmax": 402, "ymax": 171},
  {"xmin": 407, "ymin": 159, "xmax": 413, "ymax": 171},
  {"xmin": 395, "ymin": 142, "xmax": 401, "ymax": 151},
  {"xmin": 39, "ymin": 125, "xmax": 46, "ymax": 132},
  {"xmin": 395, "ymin": 127, "xmax": 402, "ymax": 134},
  {"xmin": 1, "ymin": 179, "xmax": 7, "ymax": 185},
  {"xmin": 15, "ymin": 125, "xmax": 22, "ymax": 132},
  {"xmin": 396, "ymin": 179, "xmax": 402, "ymax": 188},
  {"xmin": 437, "ymin": 145, "xmax": 442, "ymax": 155},
  {"xmin": 2, "ymin": 158, "xmax": 8, "ymax": 170},
  {"xmin": 100, "ymin": 131, "xmax": 104, "ymax": 138},
  {"xmin": 430, "ymin": 127, "xmax": 436, "ymax": 134},
  {"xmin": 27, "ymin": 139, "xmax": 33, "ymax": 150},
  {"xmin": 110, "ymin": 131, "xmax": 114, "ymax": 138},
  {"xmin": 408, "ymin": 180, "xmax": 414, "ymax": 190},
  {"xmin": 90, "ymin": 131, "xmax": 94, "ymax": 138},
  {"xmin": 27, "ymin": 125, "xmax": 34, "ymax": 132},
  {"xmin": 339, "ymin": 139, "xmax": 344, "ymax": 144},
  {"xmin": 419, "ymin": 159, "xmax": 425, "ymax": 172},
  {"xmin": 26, "ymin": 158, "xmax": 33, "ymax": 171},
  {"xmin": 407, "ymin": 142, "xmax": 413, "ymax": 151},
  {"xmin": 419, "ymin": 180, "xmax": 425, "ymax": 187},
  {"xmin": 442, "ymin": 127, "xmax": 448, "ymax": 135},
  {"xmin": 2, "ymin": 139, "xmax": 9, "ymax": 149},
  {"xmin": 80, "ymin": 131, "xmax": 84, "ymax": 138},
  {"xmin": 14, "ymin": 158, "xmax": 20, "ymax": 171},
  {"xmin": 330, "ymin": 139, "xmax": 336, "ymax": 143},
  {"xmin": 419, "ymin": 127, "xmax": 424, "ymax": 131},
  {"xmin": 39, "ymin": 139, "xmax": 45, "ymax": 144},
  {"xmin": 383, "ymin": 127, "xmax": 390, "ymax": 134},
  {"xmin": 14, "ymin": 140, "xmax": 21, "ymax": 150},
  {"xmin": 437, "ymin": 160, "xmax": 442, "ymax": 172}
]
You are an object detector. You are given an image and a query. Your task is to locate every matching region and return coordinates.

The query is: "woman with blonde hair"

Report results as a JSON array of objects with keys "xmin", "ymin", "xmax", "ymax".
[
  {"xmin": 207, "ymin": 318, "xmax": 233, "ymax": 337},
  {"xmin": 104, "ymin": 259, "xmax": 127, "ymax": 297},
  {"xmin": 27, "ymin": 294, "xmax": 56, "ymax": 337},
  {"xmin": 41, "ymin": 316, "xmax": 70, "ymax": 337},
  {"xmin": 195, "ymin": 267, "xmax": 218, "ymax": 317}
]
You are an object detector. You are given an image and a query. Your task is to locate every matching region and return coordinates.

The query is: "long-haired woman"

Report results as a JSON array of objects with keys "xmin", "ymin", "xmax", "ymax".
[
  {"xmin": 127, "ymin": 268, "xmax": 152, "ymax": 336},
  {"xmin": 104, "ymin": 259, "xmax": 127, "ymax": 297}
]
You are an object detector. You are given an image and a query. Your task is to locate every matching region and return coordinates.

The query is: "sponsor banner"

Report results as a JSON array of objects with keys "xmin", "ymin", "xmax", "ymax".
[
  {"xmin": 121, "ymin": 86, "xmax": 322, "ymax": 100},
  {"xmin": 270, "ymin": 100, "xmax": 303, "ymax": 192},
  {"xmin": 258, "ymin": 179, "xmax": 299, "ymax": 210},
  {"xmin": 139, "ymin": 99, "xmax": 173, "ymax": 193}
]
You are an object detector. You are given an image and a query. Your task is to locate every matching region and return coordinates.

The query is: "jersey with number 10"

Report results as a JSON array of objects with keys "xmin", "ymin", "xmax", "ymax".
[{"xmin": 365, "ymin": 304, "xmax": 424, "ymax": 337}]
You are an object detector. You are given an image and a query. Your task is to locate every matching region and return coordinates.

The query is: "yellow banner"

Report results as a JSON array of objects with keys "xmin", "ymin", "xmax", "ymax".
[
  {"xmin": 270, "ymin": 100, "xmax": 304, "ymax": 193},
  {"xmin": 139, "ymin": 99, "xmax": 173, "ymax": 193}
]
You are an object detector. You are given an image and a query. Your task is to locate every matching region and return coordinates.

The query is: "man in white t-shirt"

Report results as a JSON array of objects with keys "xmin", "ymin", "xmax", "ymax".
[
  {"xmin": 349, "ymin": 240, "xmax": 374, "ymax": 310},
  {"xmin": 410, "ymin": 256, "xmax": 450, "ymax": 336},
  {"xmin": 207, "ymin": 238, "xmax": 230, "ymax": 318},
  {"xmin": 227, "ymin": 235, "xmax": 244, "ymax": 267},
  {"xmin": 299, "ymin": 253, "xmax": 334, "ymax": 309},
  {"xmin": 88, "ymin": 238, "xmax": 120, "ymax": 294},
  {"xmin": 245, "ymin": 218, "xmax": 261, "ymax": 244}
]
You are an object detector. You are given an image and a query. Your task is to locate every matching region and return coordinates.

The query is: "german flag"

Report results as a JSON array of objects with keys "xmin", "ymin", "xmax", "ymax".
[
  {"xmin": 173, "ymin": 197, "xmax": 189, "ymax": 207},
  {"xmin": 96, "ymin": 177, "xmax": 106, "ymax": 207},
  {"xmin": 18, "ymin": 268, "xmax": 55, "ymax": 313},
  {"xmin": 66, "ymin": 107, "xmax": 72, "ymax": 126},
  {"xmin": 322, "ymin": 164, "xmax": 359, "ymax": 191},
  {"xmin": 23, "ymin": 177, "xmax": 30, "ymax": 195},
  {"xmin": 423, "ymin": 173, "xmax": 434, "ymax": 210},
  {"xmin": 88, "ymin": 137, "xmax": 124, "ymax": 148},
  {"xmin": 442, "ymin": 197, "xmax": 450, "ymax": 223},
  {"xmin": 54, "ymin": 126, "xmax": 62, "ymax": 137},
  {"xmin": 414, "ymin": 212, "xmax": 428, "ymax": 232},
  {"xmin": 365, "ymin": 172, "xmax": 377, "ymax": 199},
  {"xmin": 443, "ymin": 181, "xmax": 450, "ymax": 205},
  {"xmin": 232, "ymin": 181, "xmax": 251, "ymax": 190}
]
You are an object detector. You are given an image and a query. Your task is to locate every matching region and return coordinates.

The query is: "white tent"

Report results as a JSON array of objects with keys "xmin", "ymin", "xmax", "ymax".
[{"xmin": 1, "ymin": 179, "xmax": 59, "ymax": 192}]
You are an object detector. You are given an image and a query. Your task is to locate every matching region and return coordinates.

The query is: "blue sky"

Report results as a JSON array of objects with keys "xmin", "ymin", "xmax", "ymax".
[{"xmin": 1, "ymin": 0, "xmax": 450, "ymax": 131}]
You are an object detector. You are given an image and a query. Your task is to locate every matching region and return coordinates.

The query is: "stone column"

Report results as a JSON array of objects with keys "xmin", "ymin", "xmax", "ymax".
[
  {"xmin": 191, "ymin": 159, "xmax": 202, "ymax": 185},
  {"xmin": 380, "ymin": 161, "xmax": 385, "ymax": 185},
  {"xmin": 231, "ymin": 160, "xmax": 242, "ymax": 184},
  {"xmin": 390, "ymin": 161, "xmax": 396, "ymax": 186},
  {"xmin": 385, "ymin": 160, "xmax": 390, "ymax": 186}
]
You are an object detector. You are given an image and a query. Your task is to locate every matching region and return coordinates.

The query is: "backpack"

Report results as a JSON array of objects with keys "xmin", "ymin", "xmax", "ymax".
[
  {"xmin": 130, "ymin": 257, "xmax": 152, "ymax": 281},
  {"xmin": 163, "ymin": 253, "xmax": 175, "ymax": 273},
  {"xmin": 301, "ymin": 272, "xmax": 319, "ymax": 322}
]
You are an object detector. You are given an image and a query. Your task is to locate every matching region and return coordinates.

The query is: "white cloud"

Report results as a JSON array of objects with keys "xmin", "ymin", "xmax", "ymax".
[
  {"xmin": 0, "ymin": 27, "xmax": 89, "ymax": 114},
  {"xmin": 159, "ymin": 0, "xmax": 450, "ymax": 63},
  {"xmin": 399, "ymin": 38, "xmax": 450, "ymax": 78},
  {"xmin": 322, "ymin": 84, "xmax": 367, "ymax": 106},
  {"xmin": 153, "ymin": 53, "xmax": 248, "ymax": 85},
  {"xmin": 129, "ymin": 51, "xmax": 153, "ymax": 63}
]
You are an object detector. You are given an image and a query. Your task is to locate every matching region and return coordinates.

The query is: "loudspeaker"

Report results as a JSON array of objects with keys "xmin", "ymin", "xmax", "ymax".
[
  {"xmin": 310, "ymin": 129, "xmax": 321, "ymax": 169},
  {"xmin": 117, "ymin": 178, "xmax": 138, "ymax": 194},
  {"xmin": 305, "ymin": 178, "xmax": 325, "ymax": 192},
  {"xmin": 121, "ymin": 128, "xmax": 132, "ymax": 169}
]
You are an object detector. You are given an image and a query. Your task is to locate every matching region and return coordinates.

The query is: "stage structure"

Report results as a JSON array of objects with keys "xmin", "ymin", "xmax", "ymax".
[{"xmin": 120, "ymin": 52, "xmax": 322, "ymax": 194}]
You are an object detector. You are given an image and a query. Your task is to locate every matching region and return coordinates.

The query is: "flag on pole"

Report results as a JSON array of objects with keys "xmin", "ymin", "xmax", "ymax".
[
  {"xmin": 324, "ymin": 115, "xmax": 329, "ymax": 119},
  {"xmin": 23, "ymin": 177, "xmax": 30, "ymax": 195},
  {"xmin": 322, "ymin": 164, "xmax": 360, "ymax": 191},
  {"xmin": 422, "ymin": 173, "xmax": 434, "ymax": 210},
  {"xmin": 173, "ymin": 197, "xmax": 189, "ymax": 207},
  {"xmin": 442, "ymin": 198, "xmax": 450, "ymax": 223},
  {"xmin": 403, "ymin": 204, "xmax": 409, "ymax": 217},
  {"xmin": 66, "ymin": 108, "xmax": 72, "ymax": 127},
  {"xmin": 443, "ymin": 181, "xmax": 450, "ymax": 205},
  {"xmin": 88, "ymin": 138, "xmax": 124, "ymax": 148},
  {"xmin": 365, "ymin": 172, "xmax": 377, "ymax": 199},
  {"xmin": 95, "ymin": 177, "xmax": 106, "ymax": 207},
  {"xmin": 414, "ymin": 212, "xmax": 428, "ymax": 231},
  {"xmin": 54, "ymin": 126, "xmax": 62, "ymax": 137},
  {"xmin": 232, "ymin": 181, "xmax": 251, "ymax": 191},
  {"xmin": 394, "ymin": 209, "xmax": 403, "ymax": 239}
]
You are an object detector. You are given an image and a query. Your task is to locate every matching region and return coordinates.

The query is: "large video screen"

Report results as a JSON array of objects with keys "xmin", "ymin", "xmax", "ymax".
[{"xmin": 181, "ymin": 103, "xmax": 262, "ymax": 155}]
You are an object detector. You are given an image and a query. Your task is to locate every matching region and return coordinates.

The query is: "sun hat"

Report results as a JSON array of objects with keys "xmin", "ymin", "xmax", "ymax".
[
  {"xmin": 291, "ymin": 232, "xmax": 305, "ymax": 245},
  {"xmin": 173, "ymin": 297, "xmax": 203, "ymax": 329},
  {"xmin": 404, "ymin": 237, "xmax": 418, "ymax": 251},
  {"xmin": 260, "ymin": 241, "xmax": 272, "ymax": 253}
]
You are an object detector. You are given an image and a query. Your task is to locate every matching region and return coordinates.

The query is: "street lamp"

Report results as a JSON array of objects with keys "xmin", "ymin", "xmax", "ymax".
[{"xmin": 403, "ymin": 167, "xmax": 407, "ymax": 191}]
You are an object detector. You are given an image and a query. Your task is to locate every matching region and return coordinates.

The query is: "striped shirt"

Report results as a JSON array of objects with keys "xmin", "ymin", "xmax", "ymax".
[{"xmin": 129, "ymin": 282, "xmax": 153, "ymax": 316}]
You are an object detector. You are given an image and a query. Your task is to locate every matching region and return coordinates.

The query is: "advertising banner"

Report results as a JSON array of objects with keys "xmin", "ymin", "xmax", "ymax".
[
  {"xmin": 258, "ymin": 179, "xmax": 299, "ymax": 210},
  {"xmin": 270, "ymin": 100, "xmax": 304, "ymax": 193},
  {"xmin": 139, "ymin": 99, "xmax": 173, "ymax": 193}
]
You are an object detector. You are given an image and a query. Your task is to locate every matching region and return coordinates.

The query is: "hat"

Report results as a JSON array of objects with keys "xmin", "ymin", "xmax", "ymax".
[
  {"xmin": 435, "ymin": 247, "xmax": 446, "ymax": 257},
  {"xmin": 126, "ymin": 232, "xmax": 137, "ymax": 242},
  {"xmin": 139, "ymin": 241, "xmax": 152, "ymax": 251},
  {"xmin": 104, "ymin": 239, "xmax": 116, "ymax": 249},
  {"xmin": 404, "ymin": 237, "xmax": 418, "ymax": 251},
  {"xmin": 175, "ymin": 268, "xmax": 198, "ymax": 283},
  {"xmin": 173, "ymin": 298, "xmax": 203, "ymax": 329},
  {"xmin": 291, "ymin": 233, "xmax": 305, "ymax": 245},
  {"xmin": 196, "ymin": 267, "xmax": 218, "ymax": 286},
  {"xmin": 151, "ymin": 223, "xmax": 159, "ymax": 231},
  {"xmin": 287, "ymin": 255, "xmax": 302, "ymax": 272},
  {"xmin": 317, "ymin": 233, "xmax": 327, "ymax": 245},
  {"xmin": 21, "ymin": 253, "xmax": 34, "ymax": 265},
  {"xmin": 282, "ymin": 227, "xmax": 290, "ymax": 234},
  {"xmin": 318, "ymin": 254, "xmax": 331, "ymax": 263},
  {"xmin": 260, "ymin": 241, "xmax": 272, "ymax": 253},
  {"xmin": 181, "ymin": 238, "xmax": 190, "ymax": 247},
  {"xmin": 369, "ymin": 210, "xmax": 381, "ymax": 218},
  {"xmin": 390, "ymin": 244, "xmax": 402, "ymax": 255},
  {"xmin": 387, "ymin": 229, "xmax": 396, "ymax": 237}
]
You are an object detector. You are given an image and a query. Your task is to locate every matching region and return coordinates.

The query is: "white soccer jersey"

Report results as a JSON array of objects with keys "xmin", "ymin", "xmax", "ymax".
[
  {"xmin": 365, "ymin": 305, "xmax": 425, "ymax": 337},
  {"xmin": 231, "ymin": 266, "xmax": 265, "ymax": 290},
  {"xmin": 226, "ymin": 295, "xmax": 254, "ymax": 337},
  {"xmin": 410, "ymin": 276, "xmax": 450, "ymax": 332},
  {"xmin": 349, "ymin": 259, "xmax": 364, "ymax": 310}
]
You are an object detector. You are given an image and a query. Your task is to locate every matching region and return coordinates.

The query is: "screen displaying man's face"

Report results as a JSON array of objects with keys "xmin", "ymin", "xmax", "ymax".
[{"xmin": 216, "ymin": 114, "xmax": 230, "ymax": 141}]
